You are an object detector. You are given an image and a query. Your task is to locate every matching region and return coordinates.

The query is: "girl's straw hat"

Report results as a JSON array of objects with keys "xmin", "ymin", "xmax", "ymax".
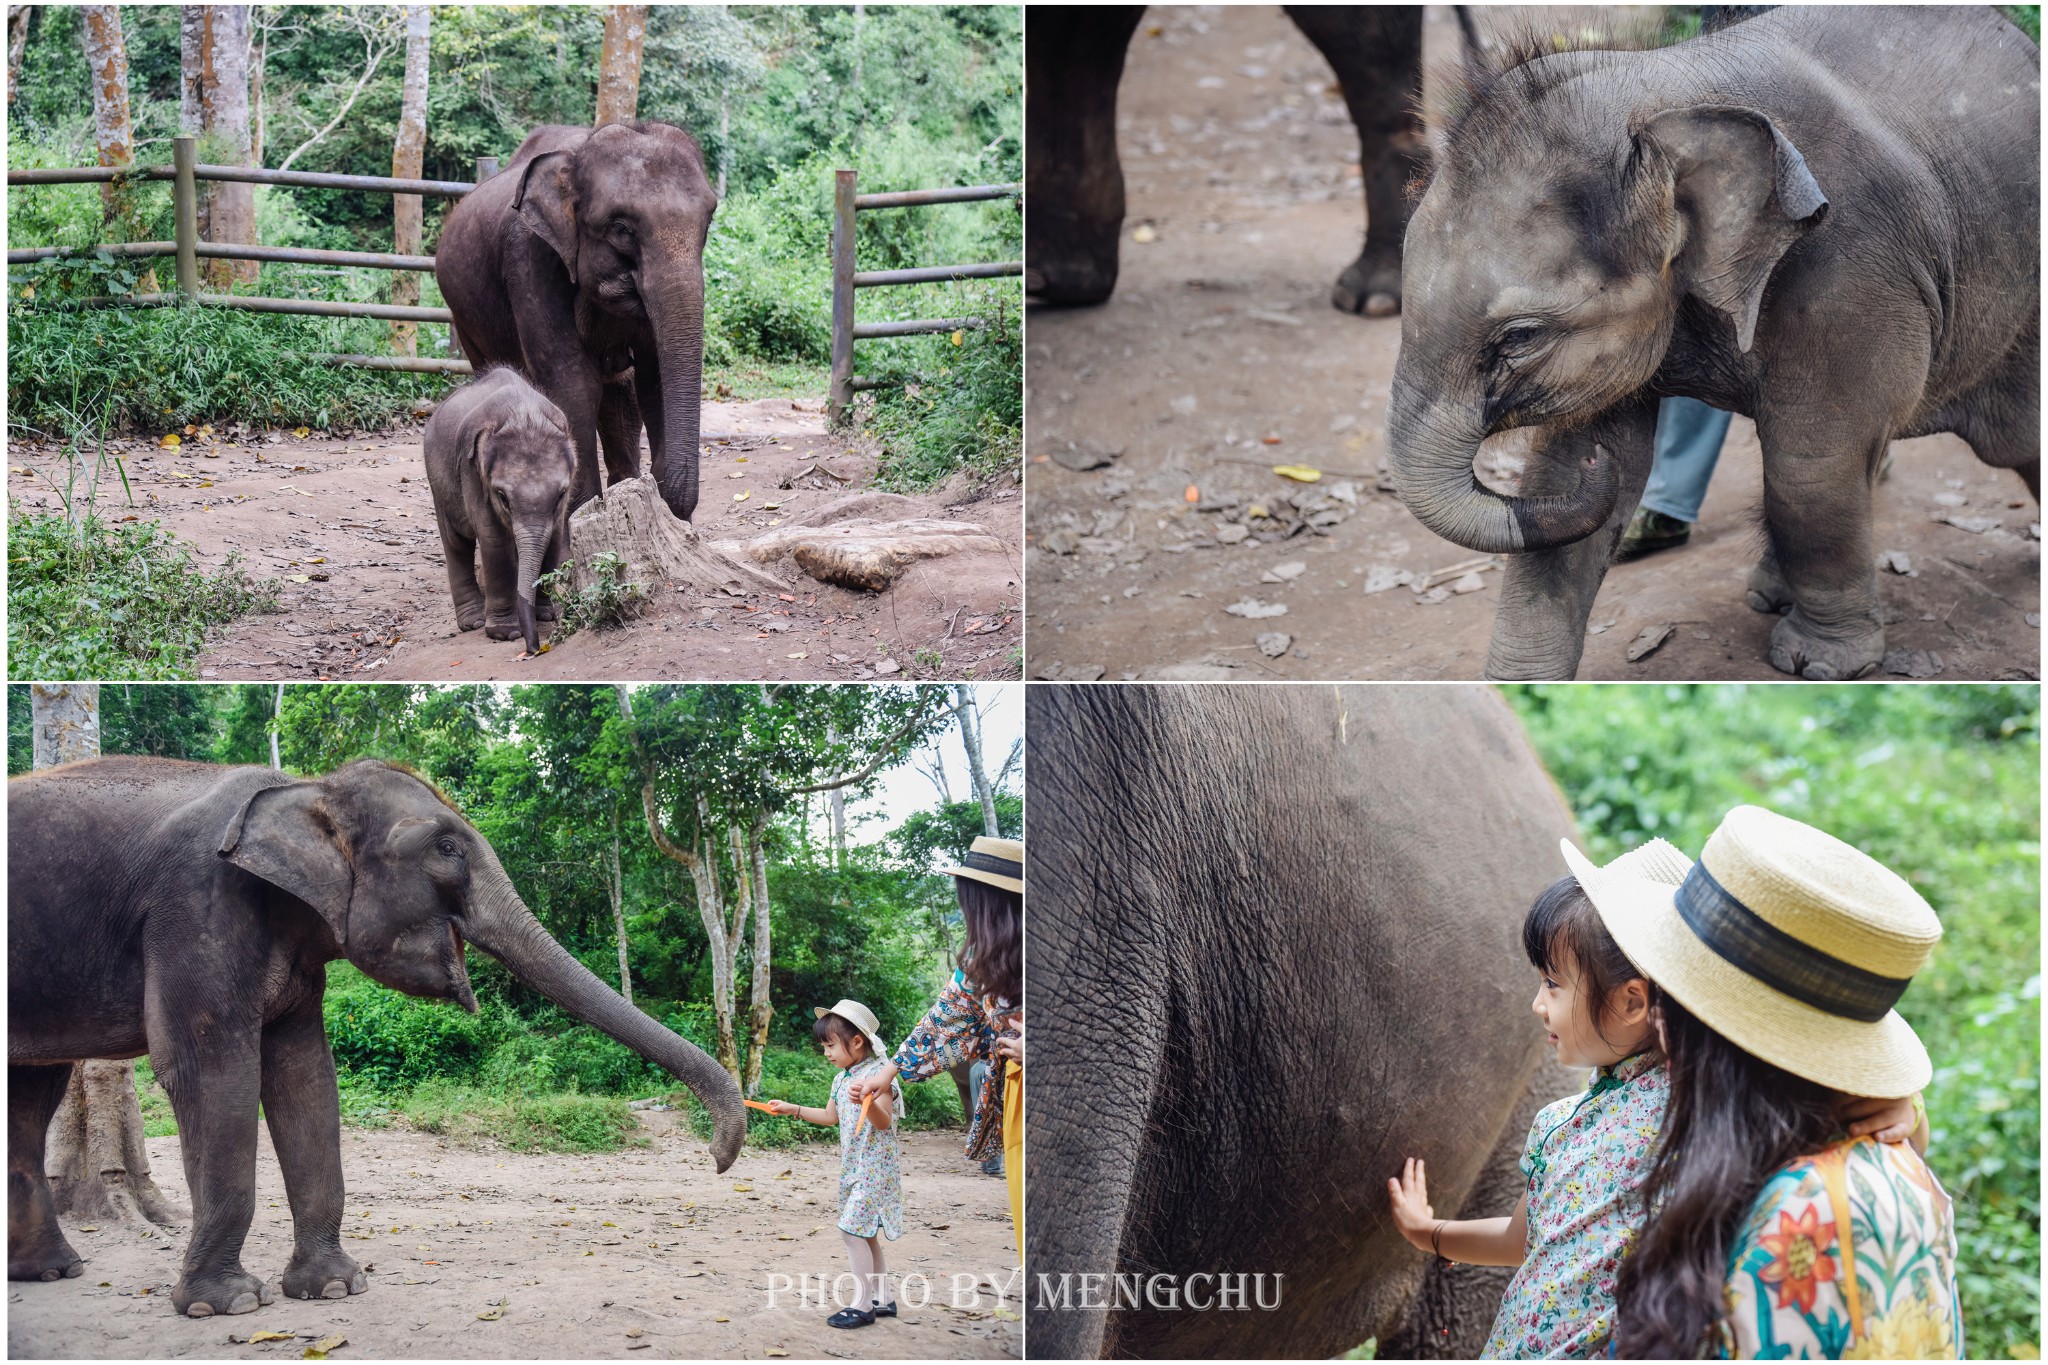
[
  {"xmin": 1563, "ymin": 806, "xmax": 1939, "ymax": 1098},
  {"xmin": 945, "ymin": 836, "xmax": 1023, "ymax": 894}
]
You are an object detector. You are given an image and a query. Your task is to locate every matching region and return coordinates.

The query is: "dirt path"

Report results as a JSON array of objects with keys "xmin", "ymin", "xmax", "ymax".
[
  {"xmin": 7, "ymin": 1119, "xmax": 1019, "ymax": 1361},
  {"xmin": 1023, "ymin": 5, "xmax": 2039, "ymax": 682},
  {"xmin": 9, "ymin": 398, "xmax": 1022, "ymax": 682}
]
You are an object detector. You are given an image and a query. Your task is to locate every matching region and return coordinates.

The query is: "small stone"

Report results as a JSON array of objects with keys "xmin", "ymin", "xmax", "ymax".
[
  {"xmin": 1362, "ymin": 564, "xmax": 1413, "ymax": 595},
  {"xmin": 1882, "ymin": 648, "xmax": 1944, "ymax": 678},
  {"xmin": 1049, "ymin": 442, "xmax": 1121, "ymax": 472},
  {"xmin": 1877, "ymin": 550, "xmax": 1914, "ymax": 575},
  {"xmin": 1626, "ymin": 622, "xmax": 1675, "ymax": 662},
  {"xmin": 1933, "ymin": 491, "xmax": 1969, "ymax": 507},
  {"xmin": 1224, "ymin": 598, "xmax": 1288, "ymax": 619},
  {"xmin": 1938, "ymin": 514, "xmax": 2000, "ymax": 534},
  {"xmin": 1256, "ymin": 631, "xmax": 1292, "ymax": 658},
  {"xmin": 874, "ymin": 658, "xmax": 901, "ymax": 675},
  {"xmin": 1413, "ymin": 585, "xmax": 1451, "ymax": 606},
  {"xmin": 1170, "ymin": 394, "xmax": 1198, "ymax": 415},
  {"xmin": 1449, "ymin": 571, "xmax": 1487, "ymax": 595},
  {"xmin": 1039, "ymin": 529, "xmax": 1081, "ymax": 555},
  {"xmin": 1261, "ymin": 560, "xmax": 1307, "ymax": 583}
]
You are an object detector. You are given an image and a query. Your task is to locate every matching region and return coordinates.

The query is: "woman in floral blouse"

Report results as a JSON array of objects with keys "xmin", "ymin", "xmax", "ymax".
[
  {"xmin": 849, "ymin": 836, "xmax": 1024, "ymax": 1249},
  {"xmin": 1586, "ymin": 807, "xmax": 1961, "ymax": 1360}
]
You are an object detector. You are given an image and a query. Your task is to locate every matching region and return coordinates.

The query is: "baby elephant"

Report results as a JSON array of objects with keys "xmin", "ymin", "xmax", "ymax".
[{"xmin": 423, "ymin": 368, "xmax": 576, "ymax": 654}]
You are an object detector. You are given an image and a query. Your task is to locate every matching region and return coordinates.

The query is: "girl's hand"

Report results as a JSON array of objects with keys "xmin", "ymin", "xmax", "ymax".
[
  {"xmin": 765, "ymin": 1099, "xmax": 800, "ymax": 1117},
  {"xmin": 1837, "ymin": 1091, "xmax": 1924, "ymax": 1147},
  {"xmin": 997, "ymin": 1017, "xmax": 1024, "ymax": 1065},
  {"xmin": 848, "ymin": 1061, "xmax": 900, "ymax": 1105},
  {"xmin": 1387, "ymin": 1157, "xmax": 1437, "ymax": 1252}
]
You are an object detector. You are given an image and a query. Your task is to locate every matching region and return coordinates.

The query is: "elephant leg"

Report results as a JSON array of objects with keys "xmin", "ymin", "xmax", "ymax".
[
  {"xmin": 633, "ymin": 349, "xmax": 668, "ymax": 497},
  {"xmin": 1287, "ymin": 6, "xmax": 1425, "ymax": 316},
  {"xmin": 1746, "ymin": 544, "xmax": 1794, "ymax": 616},
  {"xmin": 1756, "ymin": 419, "xmax": 1889, "ymax": 681},
  {"xmin": 8, "ymin": 1063, "xmax": 83, "ymax": 1283},
  {"xmin": 434, "ymin": 509, "xmax": 485, "ymax": 632},
  {"xmin": 1484, "ymin": 397, "xmax": 1659, "ymax": 680},
  {"xmin": 597, "ymin": 382, "xmax": 643, "ymax": 488},
  {"xmin": 1023, "ymin": 6, "xmax": 1146, "ymax": 307},
  {"xmin": 474, "ymin": 519, "xmax": 522, "ymax": 642},
  {"xmin": 547, "ymin": 368, "xmax": 607, "ymax": 513},
  {"xmin": 1942, "ymin": 318, "xmax": 2040, "ymax": 499},
  {"xmin": 150, "ymin": 1025, "xmax": 272, "ymax": 1317},
  {"xmin": 262, "ymin": 994, "xmax": 364, "ymax": 1303}
]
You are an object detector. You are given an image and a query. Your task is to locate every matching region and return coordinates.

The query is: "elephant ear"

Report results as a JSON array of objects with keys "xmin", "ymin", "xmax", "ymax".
[
  {"xmin": 218, "ymin": 781, "xmax": 354, "ymax": 944},
  {"xmin": 513, "ymin": 150, "xmax": 579, "ymax": 285},
  {"xmin": 1638, "ymin": 104, "xmax": 1828, "ymax": 354}
]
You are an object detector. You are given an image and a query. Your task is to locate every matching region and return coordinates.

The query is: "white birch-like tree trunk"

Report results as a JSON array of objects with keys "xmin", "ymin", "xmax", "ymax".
[
  {"xmin": 32, "ymin": 685, "xmax": 187, "ymax": 1231},
  {"xmin": 81, "ymin": 6, "xmax": 131, "ymax": 229},
  {"xmin": 389, "ymin": 4, "xmax": 429, "ymax": 355},
  {"xmin": 609, "ymin": 808, "xmax": 632, "ymax": 1006},
  {"xmin": 954, "ymin": 684, "xmax": 1001, "ymax": 835},
  {"xmin": 184, "ymin": 6, "xmax": 255, "ymax": 286},
  {"xmin": 740, "ymin": 815, "xmax": 773, "ymax": 1097},
  {"xmin": 8, "ymin": 6, "xmax": 33, "ymax": 106},
  {"xmin": 595, "ymin": 5, "xmax": 647, "ymax": 127}
]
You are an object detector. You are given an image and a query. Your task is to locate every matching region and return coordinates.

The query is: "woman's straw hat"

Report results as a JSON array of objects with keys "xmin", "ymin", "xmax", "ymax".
[
  {"xmin": 1563, "ymin": 806, "xmax": 1939, "ymax": 1098},
  {"xmin": 945, "ymin": 836, "xmax": 1023, "ymax": 894}
]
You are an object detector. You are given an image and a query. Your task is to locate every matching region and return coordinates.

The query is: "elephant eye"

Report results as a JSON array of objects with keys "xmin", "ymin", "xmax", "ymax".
[
  {"xmin": 437, "ymin": 838, "xmax": 462, "ymax": 858},
  {"xmin": 1496, "ymin": 323, "xmax": 1546, "ymax": 353}
]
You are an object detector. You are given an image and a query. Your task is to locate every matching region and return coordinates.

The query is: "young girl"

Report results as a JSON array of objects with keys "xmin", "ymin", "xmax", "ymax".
[
  {"xmin": 766, "ymin": 998, "xmax": 904, "ymax": 1329},
  {"xmin": 1387, "ymin": 840, "xmax": 1923, "ymax": 1359}
]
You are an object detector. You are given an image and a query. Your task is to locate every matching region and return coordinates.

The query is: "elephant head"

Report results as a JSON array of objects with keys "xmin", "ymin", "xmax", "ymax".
[
  {"xmin": 1387, "ymin": 49, "xmax": 1828, "ymax": 555},
  {"xmin": 217, "ymin": 760, "xmax": 745, "ymax": 1171},
  {"xmin": 512, "ymin": 121, "xmax": 717, "ymax": 522},
  {"xmin": 473, "ymin": 398, "xmax": 575, "ymax": 654}
]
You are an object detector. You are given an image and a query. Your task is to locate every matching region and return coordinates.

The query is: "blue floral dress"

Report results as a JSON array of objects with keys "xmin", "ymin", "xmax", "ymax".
[
  {"xmin": 1719, "ymin": 1137, "xmax": 1961, "ymax": 1359},
  {"xmin": 832, "ymin": 1056, "xmax": 903, "ymax": 1240},
  {"xmin": 1482, "ymin": 1050, "xmax": 1668, "ymax": 1359}
]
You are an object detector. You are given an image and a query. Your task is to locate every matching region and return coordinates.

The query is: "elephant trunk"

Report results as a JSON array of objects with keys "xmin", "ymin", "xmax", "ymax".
[
  {"xmin": 462, "ymin": 849, "xmax": 745, "ymax": 1171},
  {"xmin": 513, "ymin": 524, "xmax": 549, "ymax": 654},
  {"xmin": 1386, "ymin": 375, "xmax": 1618, "ymax": 554},
  {"xmin": 642, "ymin": 257, "xmax": 705, "ymax": 523}
]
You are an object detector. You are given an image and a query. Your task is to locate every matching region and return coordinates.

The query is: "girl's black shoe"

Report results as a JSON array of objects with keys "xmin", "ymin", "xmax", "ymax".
[
  {"xmin": 871, "ymin": 1301, "xmax": 898, "ymax": 1318},
  {"xmin": 827, "ymin": 1307, "xmax": 877, "ymax": 1329}
]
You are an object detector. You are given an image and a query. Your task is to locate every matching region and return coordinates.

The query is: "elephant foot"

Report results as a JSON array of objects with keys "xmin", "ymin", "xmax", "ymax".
[
  {"xmin": 282, "ymin": 1249, "xmax": 367, "ymax": 1302},
  {"xmin": 536, "ymin": 600, "xmax": 561, "ymax": 623},
  {"xmin": 483, "ymin": 617, "xmax": 523, "ymax": 642},
  {"xmin": 8, "ymin": 1237, "xmax": 84, "ymax": 1283},
  {"xmin": 174, "ymin": 1267, "xmax": 275, "ymax": 1318},
  {"xmin": 455, "ymin": 610, "xmax": 485, "ymax": 633},
  {"xmin": 1024, "ymin": 235, "xmax": 1122, "ymax": 308},
  {"xmin": 1744, "ymin": 561, "xmax": 1795, "ymax": 615},
  {"xmin": 1331, "ymin": 243, "xmax": 1403, "ymax": 317},
  {"xmin": 1767, "ymin": 610, "xmax": 1884, "ymax": 681}
]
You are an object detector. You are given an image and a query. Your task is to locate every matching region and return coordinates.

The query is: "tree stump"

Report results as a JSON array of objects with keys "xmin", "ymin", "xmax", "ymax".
[
  {"xmin": 46, "ymin": 1060, "xmax": 187, "ymax": 1228},
  {"xmin": 569, "ymin": 476, "xmax": 1008, "ymax": 597}
]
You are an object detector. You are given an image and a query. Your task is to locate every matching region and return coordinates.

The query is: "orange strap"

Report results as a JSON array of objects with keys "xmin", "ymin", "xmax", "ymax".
[{"xmin": 1815, "ymin": 1143, "xmax": 1866, "ymax": 1344}]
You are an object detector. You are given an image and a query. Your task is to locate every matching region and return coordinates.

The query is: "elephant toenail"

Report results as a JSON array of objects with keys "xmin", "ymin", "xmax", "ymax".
[
  {"xmin": 259, "ymin": 1282, "xmax": 276, "ymax": 1305},
  {"xmin": 186, "ymin": 1302, "xmax": 215, "ymax": 1318},
  {"xmin": 350, "ymin": 1272, "xmax": 369, "ymax": 1294},
  {"xmin": 229, "ymin": 1292, "xmax": 260, "ymax": 1314},
  {"xmin": 39, "ymin": 1269, "xmax": 60, "ymax": 1282},
  {"xmin": 1365, "ymin": 293, "xmax": 1399, "ymax": 317},
  {"xmin": 323, "ymin": 1280, "xmax": 349, "ymax": 1299}
]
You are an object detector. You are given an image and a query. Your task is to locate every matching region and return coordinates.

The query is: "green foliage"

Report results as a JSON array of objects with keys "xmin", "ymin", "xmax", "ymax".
[
  {"xmin": 324, "ymin": 962, "xmax": 508, "ymax": 1089},
  {"xmin": 1505, "ymin": 683, "xmax": 2041, "ymax": 1356},
  {"xmin": 8, "ymin": 507, "xmax": 278, "ymax": 680},
  {"xmin": 538, "ymin": 553, "xmax": 651, "ymax": 644},
  {"xmin": 862, "ymin": 285, "xmax": 1022, "ymax": 490},
  {"xmin": 1999, "ymin": 7, "xmax": 2040, "ymax": 42},
  {"xmin": 134, "ymin": 1058, "xmax": 177, "ymax": 1138},
  {"xmin": 395, "ymin": 1080, "xmax": 643, "ymax": 1153}
]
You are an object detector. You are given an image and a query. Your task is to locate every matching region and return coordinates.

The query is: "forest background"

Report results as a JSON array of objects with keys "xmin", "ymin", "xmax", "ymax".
[
  {"xmin": 7, "ymin": 681, "xmax": 1024, "ymax": 1176},
  {"xmin": 1506, "ymin": 683, "xmax": 2039, "ymax": 1358}
]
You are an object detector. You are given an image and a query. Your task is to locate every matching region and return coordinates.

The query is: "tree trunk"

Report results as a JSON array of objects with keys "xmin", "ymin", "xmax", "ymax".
[
  {"xmin": 954, "ymin": 684, "xmax": 1001, "ymax": 835},
  {"xmin": 609, "ymin": 807, "xmax": 632, "ymax": 1006},
  {"xmin": 269, "ymin": 681, "xmax": 284, "ymax": 769},
  {"xmin": 249, "ymin": 15, "xmax": 264, "ymax": 167},
  {"xmin": 81, "ymin": 6, "xmax": 132, "ymax": 229},
  {"xmin": 31, "ymin": 685, "xmax": 186, "ymax": 1231},
  {"xmin": 186, "ymin": 5, "xmax": 255, "ymax": 287},
  {"xmin": 389, "ymin": 4, "xmax": 429, "ymax": 356},
  {"xmin": 740, "ymin": 815, "xmax": 773, "ymax": 1097},
  {"xmin": 7, "ymin": 6, "xmax": 32, "ymax": 106},
  {"xmin": 595, "ymin": 5, "xmax": 646, "ymax": 127}
]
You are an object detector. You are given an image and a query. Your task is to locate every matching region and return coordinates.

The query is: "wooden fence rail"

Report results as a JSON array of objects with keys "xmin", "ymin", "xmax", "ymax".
[
  {"xmin": 826, "ymin": 169, "xmax": 1021, "ymax": 423},
  {"xmin": 6, "ymin": 136, "xmax": 499, "ymax": 373}
]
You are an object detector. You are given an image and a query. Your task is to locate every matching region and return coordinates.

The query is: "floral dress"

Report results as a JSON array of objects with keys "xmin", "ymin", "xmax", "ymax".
[
  {"xmin": 1482, "ymin": 1050, "xmax": 1668, "ymax": 1359},
  {"xmin": 831, "ymin": 1056, "xmax": 903, "ymax": 1241},
  {"xmin": 893, "ymin": 970, "xmax": 1018, "ymax": 1162},
  {"xmin": 1719, "ymin": 1137, "xmax": 1961, "ymax": 1360}
]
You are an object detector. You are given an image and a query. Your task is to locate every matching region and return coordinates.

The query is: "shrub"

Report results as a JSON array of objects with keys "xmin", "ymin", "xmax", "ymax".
[
  {"xmin": 539, "ymin": 553, "xmax": 650, "ymax": 644},
  {"xmin": 9, "ymin": 506, "xmax": 278, "ymax": 680}
]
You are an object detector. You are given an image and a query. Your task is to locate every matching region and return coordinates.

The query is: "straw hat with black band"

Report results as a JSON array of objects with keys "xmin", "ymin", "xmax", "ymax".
[
  {"xmin": 814, "ymin": 998, "xmax": 904, "ymax": 1117},
  {"xmin": 1563, "ymin": 805, "xmax": 1940, "ymax": 1099},
  {"xmin": 945, "ymin": 836, "xmax": 1022, "ymax": 894}
]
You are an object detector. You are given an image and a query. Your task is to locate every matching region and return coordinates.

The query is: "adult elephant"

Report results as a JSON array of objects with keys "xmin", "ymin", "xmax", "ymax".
[
  {"xmin": 437, "ymin": 121, "xmax": 716, "ymax": 520},
  {"xmin": 1026, "ymin": 684, "xmax": 1579, "ymax": 1358},
  {"xmin": 7, "ymin": 757, "xmax": 745, "ymax": 1317},
  {"xmin": 1027, "ymin": 6, "xmax": 1428, "ymax": 314},
  {"xmin": 1387, "ymin": 6, "xmax": 2039, "ymax": 679}
]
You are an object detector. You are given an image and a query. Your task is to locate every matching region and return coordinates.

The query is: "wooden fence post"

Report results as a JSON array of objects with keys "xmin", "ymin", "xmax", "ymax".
[
  {"xmin": 171, "ymin": 134, "xmax": 198, "ymax": 300},
  {"xmin": 828, "ymin": 168, "xmax": 856, "ymax": 426}
]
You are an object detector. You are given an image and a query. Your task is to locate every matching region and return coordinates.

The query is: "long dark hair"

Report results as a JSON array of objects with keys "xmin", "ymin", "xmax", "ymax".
[
  {"xmin": 1614, "ymin": 985, "xmax": 1840, "ymax": 1358},
  {"xmin": 956, "ymin": 876, "xmax": 1021, "ymax": 1006}
]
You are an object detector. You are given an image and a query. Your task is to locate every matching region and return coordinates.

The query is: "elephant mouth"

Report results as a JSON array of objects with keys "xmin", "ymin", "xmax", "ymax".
[{"xmin": 447, "ymin": 921, "xmax": 479, "ymax": 1014}]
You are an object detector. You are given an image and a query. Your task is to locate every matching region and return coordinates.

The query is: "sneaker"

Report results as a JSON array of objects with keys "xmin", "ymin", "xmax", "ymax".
[
  {"xmin": 827, "ymin": 1306, "xmax": 877, "ymax": 1329},
  {"xmin": 1616, "ymin": 508, "xmax": 1692, "ymax": 561},
  {"xmin": 980, "ymin": 1155, "xmax": 1004, "ymax": 1177}
]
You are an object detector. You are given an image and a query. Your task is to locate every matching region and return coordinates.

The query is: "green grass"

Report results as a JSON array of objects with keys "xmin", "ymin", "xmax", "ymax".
[
  {"xmin": 1506, "ymin": 683, "xmax": 2040, "ymax": 1357},
  {"xmin": 704, "ymin": 360, "xmax": 829, "ymax": 403},
  {"xmin": 861, "ymin": 281, "xmax": 1022, "ymax": 491},
  {"xmin": 134, "ymin": 1058, "xmax": 176, "ymax": 1139},
  {"xmin": 8, "ymin": 506, "xmax": 279, "ymax": 680}
]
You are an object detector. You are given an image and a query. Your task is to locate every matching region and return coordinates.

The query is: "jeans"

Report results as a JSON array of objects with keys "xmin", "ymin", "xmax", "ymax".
[{"xmin": 1640, "ymin": 396, "xmax": 1735, "ymax": 524}]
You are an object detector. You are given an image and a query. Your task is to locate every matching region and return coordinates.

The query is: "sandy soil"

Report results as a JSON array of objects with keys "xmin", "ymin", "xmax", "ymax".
[
  {"xmin": 9, "ymin": 398, "xmax": 1022, "ymax": 682},
  {"xmin": 1023, "ymin": 5, "xmax": 2040, "ymax": 682},
  {"xmin": 7, "ymin": 1117, "xmax": 1020, "ymax": 1361}
]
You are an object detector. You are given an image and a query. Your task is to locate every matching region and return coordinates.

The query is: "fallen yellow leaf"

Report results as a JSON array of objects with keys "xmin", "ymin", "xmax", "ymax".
[
  {"xmin": 715, "ymin": 1316, "xmax": 731, "ymax": 1323},
  {"xmin": 288, "ymin": 574, "xmax": 310, "ymax": 584},
  {"xmin": 1272, "ymin": 465, "xmax": 1322, "ymax": 482},
  {"xmin": 786, "ymin": 653, "xmax": 807, "ymax": 660},
  {"xmin": 310, "ymin": 1335, "xmax": 347, "ymax": 1353},
  {"xmin": 731, "ymin": 1183, "xmax": 753, "ymax": 1192},
  {"xmin": 950, "ymin": 330, "xmax": 964, "ymax": 346},
  {"xmin": 249, "ymin": 1331, "xmax": 295, "ymax": 1343},
  {"xmin": 1132, "ymin": 223, "xmax": 1158, "ymax": 243},
  {"xmin": 161, "ymin": 434, "xmax": 181, "ymax": 448},
  {"xmin": 733, "ymin": 492, "xmax": 749, "ymax": 502}
]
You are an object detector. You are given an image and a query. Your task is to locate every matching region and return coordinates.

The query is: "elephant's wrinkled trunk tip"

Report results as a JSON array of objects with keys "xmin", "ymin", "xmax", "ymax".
[{"xmin": 516, "ymin": 595, "xmax": 540, "ymax": 655}]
